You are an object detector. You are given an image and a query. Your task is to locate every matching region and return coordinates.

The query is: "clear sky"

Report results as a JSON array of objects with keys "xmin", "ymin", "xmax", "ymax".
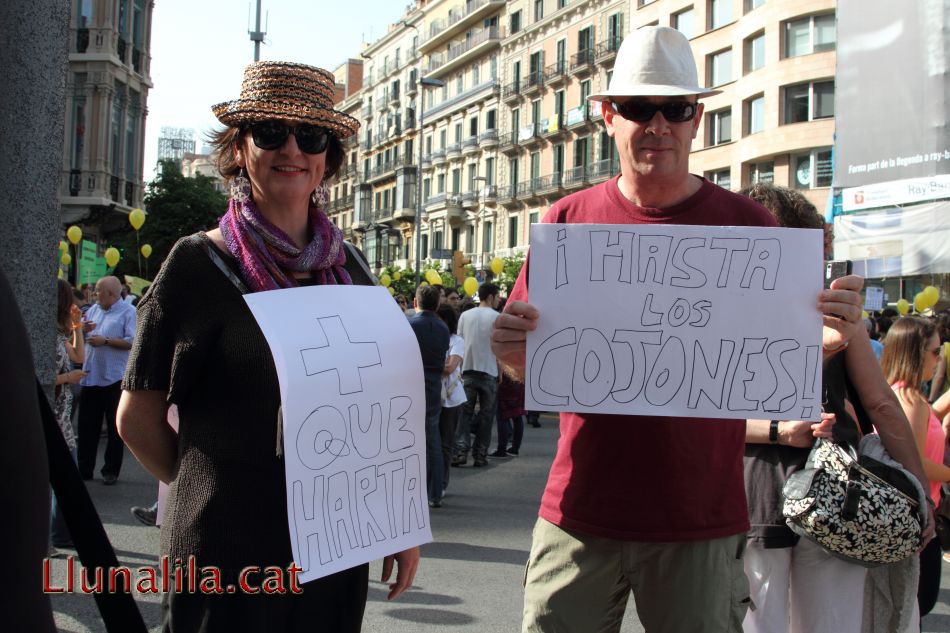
[{"xmin": 144, "ymin": 0, "xmax": 406, "ymax": 180}]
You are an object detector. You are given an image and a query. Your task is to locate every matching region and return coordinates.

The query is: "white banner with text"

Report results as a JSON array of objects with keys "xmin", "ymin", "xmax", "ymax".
[
  {"xmin": 525, "ymin": 224, "xmax": 824, "ymax": 421},
  {"xmin": 245, "ymin": 286, "xmax": 431, "ymax": 583}
]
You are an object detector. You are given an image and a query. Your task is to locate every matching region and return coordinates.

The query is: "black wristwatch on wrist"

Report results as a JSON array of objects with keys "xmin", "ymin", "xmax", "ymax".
[{"xmin": 769, "ymin": 420, "xmax": 780, "ymax": 444}]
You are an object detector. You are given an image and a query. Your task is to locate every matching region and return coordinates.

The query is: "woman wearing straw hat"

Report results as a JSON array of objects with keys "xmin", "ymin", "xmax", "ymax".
[{"xmin": 117, "ymin": 61, "xmax": 418, "ymax": 631}]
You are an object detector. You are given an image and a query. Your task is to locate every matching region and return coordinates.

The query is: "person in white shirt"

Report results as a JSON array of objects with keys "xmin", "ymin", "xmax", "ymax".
[
  {"xmin": 437, "ymin": 303, "xmax": 466, "ymax": 495},
  {"xmin": 451, "ymin": 283, "xmax": 501, "ymax": 468}
]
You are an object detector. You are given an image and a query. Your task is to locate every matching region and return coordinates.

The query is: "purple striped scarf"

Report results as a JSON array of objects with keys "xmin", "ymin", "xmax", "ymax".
[{"xmin": 219, "ymin": 182, "xmax": 351, "ymax": 292}]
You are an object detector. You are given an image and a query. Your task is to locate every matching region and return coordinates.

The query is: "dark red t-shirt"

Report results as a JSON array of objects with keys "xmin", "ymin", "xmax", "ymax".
[{"xmin": 509, "ymin": 175, "xmax": 778, "ymax": 541}]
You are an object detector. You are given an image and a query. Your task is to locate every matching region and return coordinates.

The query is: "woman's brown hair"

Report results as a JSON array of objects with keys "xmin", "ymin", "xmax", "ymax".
[
  {"xmin": 56, "ymin": 279, "xmax": 74, "ymax": 333},
  {"xmin": 880, "ymin": 316, "xmax": 936, "ymax": 390},
  {"xmin": 208, "ymin": 125, "xmax": 345, "ymax": 184},
  {"xmin": 738, "ymin": 182, "xmax": 824, "ymax": 230}
]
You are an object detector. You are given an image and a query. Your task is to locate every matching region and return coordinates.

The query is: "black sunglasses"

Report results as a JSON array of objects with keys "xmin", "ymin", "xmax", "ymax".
[
  {"xmin": 246, "ymin": 121, "xmax": 331, "ymax": 154},
  {"xmin": 610, "ymin": 100, "xmax": 698, "ymax": 123}
]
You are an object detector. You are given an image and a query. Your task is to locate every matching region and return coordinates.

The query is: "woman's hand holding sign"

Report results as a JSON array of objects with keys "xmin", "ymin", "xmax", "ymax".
[{"xmin": 819, "ymin": 274, "xmax": 865, "ymax": 357}]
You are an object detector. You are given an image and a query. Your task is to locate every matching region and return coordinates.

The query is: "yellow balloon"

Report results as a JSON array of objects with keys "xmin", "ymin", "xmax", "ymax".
[
  {"xmin": 914, "ymin": 293, "xmax": 928, "ymax": 313},
  {"xmin": 922, "ymin": 286, "xmax": 940, "ymax": 308},
  {"xmin": 379, "ymin": 273, "xmax": 391, "ymax": 288},
  {"xmin": 388, "ymin": 286, "xmax": 395, "ymax": 296},
  {"xmin": 425, "ymin": 269, "xmax": 442, "ymax": 285},
  {"xmin": 392, "ymin": 271, "xmax": 401, "ymax": 281},
  {"xmin": 105, "ymin": 247, "xmax": 120, "ymax": 268},
  {"xmin": 861, "ymin": 310, "xmax": 869, "ymax": 320},
  {"xmin": 463, "ymin": 276, "xmax": 478, "ymax": 296},
  {"xmin": 60, "ymin": 252, "xmax": 71, "ymax": 266},
  {"xmin": 58, "ymin": 269, "xmax": 64, "ymax": 279},
  {"xmin": 129, "ymin": 208, "xmax": 146, "ymax": 230},
  {"xmin": 490, "ymin": 257, "xmax": 503, "ymax": 275},
  {"xmin": 141, "ymin": 244, "xmax": 152, "ymax": 258},
  {"xmin": 59, "ymin": 240, "xmax": 68, "ymax": 253},
  {"xmin": 419, "ymin": 281, "xmax": 429, "ymax": 287},
  {"xmin": 67, "ymin": 225, "xmax": 82, "ymax": 245},
  {"xmin": 896, "ymin": 298, "xmax": 910, "ymax": 315}
]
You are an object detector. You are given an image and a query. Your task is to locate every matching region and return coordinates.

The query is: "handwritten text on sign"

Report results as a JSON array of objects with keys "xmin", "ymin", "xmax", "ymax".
[
  {"xmin": 245, "ymin": 286, "xmax": 431, "ymax": 583},
  {"xmin": 525, "ymin": 224, "xmax": 824, "ymax": 421}
]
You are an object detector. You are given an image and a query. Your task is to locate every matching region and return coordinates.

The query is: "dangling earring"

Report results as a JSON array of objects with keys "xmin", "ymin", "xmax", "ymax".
[
  {"xmin": 231, "ymin": 167, "xmax": 251, "ymax": 203},
  {"xmin": 311, "ymin": 182, "xmax": 330, "ymax": 208}
]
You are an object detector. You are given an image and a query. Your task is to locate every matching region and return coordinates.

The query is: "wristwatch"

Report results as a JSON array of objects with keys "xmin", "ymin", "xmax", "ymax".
[
  {"xmin": 769, "ymin": 420, "xmax": 780, "ymax": 444},
  {"xmin": 104, "ymin": 337, "xmax": 110, "ymax": 347}
]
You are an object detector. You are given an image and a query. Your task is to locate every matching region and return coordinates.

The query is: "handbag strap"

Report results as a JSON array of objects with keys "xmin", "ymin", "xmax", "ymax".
[{"xmin": 39, "ymin": 379, "xmax": 147, "ymax": 632}]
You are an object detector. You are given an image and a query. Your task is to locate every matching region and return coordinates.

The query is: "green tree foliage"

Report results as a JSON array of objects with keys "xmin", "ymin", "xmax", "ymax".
[
  {"xmin": 380, "ymin": 261, "xmax": 460, "ymax": 299},
  {"xmin": 110, "ymin": 160, "xmax": 227, "ymax": 279},
  {"xmin": 493, "ymin": 252, "xmax": 526, "ymax": 294},
  {"xmin": 380, "ymin": 264, "xmax": 417, "ymax": 298}
]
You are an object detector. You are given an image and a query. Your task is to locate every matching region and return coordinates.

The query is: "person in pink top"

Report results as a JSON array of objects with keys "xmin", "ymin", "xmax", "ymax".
[{"xmin": 882, "ymin": 316, "xmax": 950, "ymax": 618}]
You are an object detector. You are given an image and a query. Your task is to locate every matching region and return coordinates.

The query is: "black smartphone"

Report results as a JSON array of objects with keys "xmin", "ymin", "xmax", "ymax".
[{"xmin": 824, "ymin": 260, "xmax": 853, "ymax": 289}]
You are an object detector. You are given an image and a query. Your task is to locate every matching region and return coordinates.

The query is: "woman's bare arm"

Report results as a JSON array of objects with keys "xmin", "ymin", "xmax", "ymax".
[
  {"xmin": 117, "ymin": 390, "xmax": 178, "ymax": 484},
  {"xmin": 844, "ymin": 327, "xmax": 928, "ymax": 488}
]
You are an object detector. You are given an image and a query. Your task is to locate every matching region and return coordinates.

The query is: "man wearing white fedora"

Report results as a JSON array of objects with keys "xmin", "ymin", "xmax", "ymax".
[{"xmin": 491, "ymin": 26, "xmax": 865, "ymax": 632}]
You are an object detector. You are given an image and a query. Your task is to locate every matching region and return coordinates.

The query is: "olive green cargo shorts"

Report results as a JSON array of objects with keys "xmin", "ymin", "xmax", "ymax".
[{"xmin": 522, "ymin": 518, "xmax": 750, "ymax": 633}]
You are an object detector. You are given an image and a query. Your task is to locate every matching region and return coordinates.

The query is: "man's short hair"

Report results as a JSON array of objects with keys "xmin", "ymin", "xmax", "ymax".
[
  {"xmin": 416, "ymin": 285, "xmax": 442, "ymax": 311},
  {"xmin": 478, "ymin": 283, "xmax": 500, "ymax": 303}
]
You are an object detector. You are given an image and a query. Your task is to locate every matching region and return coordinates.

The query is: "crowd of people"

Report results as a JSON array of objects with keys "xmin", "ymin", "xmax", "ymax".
[
  {"xmin": 48, "ymin": 275, "xmax": 137, "ymax": 557},
  {"xmin": 405, "ymin": 282, "xmax": 542, "ymax": 508},
  {"xmin": 36, "ymin": 28, "xmax": 950, "ymax": 633}
]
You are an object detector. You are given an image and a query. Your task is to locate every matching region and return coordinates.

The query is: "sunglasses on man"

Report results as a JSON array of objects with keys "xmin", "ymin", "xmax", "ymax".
[
  {"xmin": 246, "ymin": 121, "xmax": 331, "ymax": 155},
  {"xmin": 610, "ymin": 100, "xmax": 698, "ymax": 123}
]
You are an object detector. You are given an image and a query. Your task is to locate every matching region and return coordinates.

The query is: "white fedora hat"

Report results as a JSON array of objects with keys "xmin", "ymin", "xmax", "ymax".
[{"xmin": 589, "ymin": 26, "xmax": 721, "ymax": 101}]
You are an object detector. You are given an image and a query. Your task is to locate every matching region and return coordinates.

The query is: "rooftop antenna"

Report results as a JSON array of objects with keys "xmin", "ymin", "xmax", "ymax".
[{"xmin": 248, "ymin": 0, "xmax": 268, "ymax": 61}]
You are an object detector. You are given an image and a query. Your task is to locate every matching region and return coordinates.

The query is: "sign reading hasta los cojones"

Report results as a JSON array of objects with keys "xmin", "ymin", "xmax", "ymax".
[{"xmin": 525, "ymin": 224, "xmax": 824, "ymax": 422}]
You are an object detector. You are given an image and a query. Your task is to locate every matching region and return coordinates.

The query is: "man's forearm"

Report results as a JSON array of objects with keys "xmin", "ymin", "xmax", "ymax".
[{"xmin": 105, "ymin": 337, "xmax": 133, "ymax": 350}]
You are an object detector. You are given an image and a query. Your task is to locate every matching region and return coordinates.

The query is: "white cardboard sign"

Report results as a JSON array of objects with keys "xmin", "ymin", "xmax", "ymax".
[
  {"xmin": 245, "ymin": 286, "xmax": 431, "ymax": 583},
  {"xmin": 525, "ymin": 224, "xmax": 824, "ymax": 421}
]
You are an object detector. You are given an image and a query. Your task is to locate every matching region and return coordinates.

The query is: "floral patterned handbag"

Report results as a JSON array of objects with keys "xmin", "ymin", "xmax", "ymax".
[{"xmin": 782, "ymin": 434, "xmax": 923, "ymax": 567}]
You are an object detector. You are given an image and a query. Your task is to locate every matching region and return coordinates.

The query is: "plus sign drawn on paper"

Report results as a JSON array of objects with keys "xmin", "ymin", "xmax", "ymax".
[{"xmin": 300, "ymin": 316, "xmax": 381, "ymax": 395}]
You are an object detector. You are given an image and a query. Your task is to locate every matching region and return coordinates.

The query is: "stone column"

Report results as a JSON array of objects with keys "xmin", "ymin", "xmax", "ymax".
[{"xmin": 0, "ymin": 1, "xmax": 71, "ymax": 380}]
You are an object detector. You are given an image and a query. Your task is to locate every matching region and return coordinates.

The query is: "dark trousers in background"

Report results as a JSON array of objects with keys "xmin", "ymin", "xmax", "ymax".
[
  {"xmin": 496, "ymin": 414, "xmax": 525, "ymax": 454},
  {"xmin": 424, "ymin": 400, "xmax": 444, "ymax": 505},
  {"xmin": 457, "ymin": 371, "xmax": 498, "ymax": 462},
  {"xmin": 919, "ymin": 535, "xmax": 942, "ymax": 616},
  {"xmin": 439, "ymin": 404, "xmax": 462, "ymax": 491},
  {"xmin": 77, "ymin": 381, "xmax": 124, "ymax": 480}
]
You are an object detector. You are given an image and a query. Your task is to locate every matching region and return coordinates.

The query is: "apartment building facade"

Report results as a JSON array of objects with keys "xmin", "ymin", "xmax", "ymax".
[
  {"xmin": 496, "ymin": 0, "xmax": 625, "ymax": 259},
  {"xmin": 635, "ymin": 0, "xmax": 836, "ymax": 211},
  {"xmin": 335, "ymin": 0, "xmax": 837, "ymax": 275},
  {"xmin": 61, "ymin": 0, "xmax": 154, "ymax": 237},
  {"xmin": 349, "ymin": 13, "xmax": 425, "ymax": 270},
  {"xmin": 328, "ymin": 59, "xmax": 364, "ymax": 244}
]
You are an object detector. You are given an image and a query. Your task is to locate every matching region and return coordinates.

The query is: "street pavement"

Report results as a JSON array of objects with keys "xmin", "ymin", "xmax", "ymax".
[{"xmin": 47, "ymin": 417, "xmax": 950, "ymax": 632}]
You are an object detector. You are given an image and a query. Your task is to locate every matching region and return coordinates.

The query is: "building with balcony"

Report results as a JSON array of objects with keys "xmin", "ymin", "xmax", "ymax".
[
  {"xmin": 61, "ymin": 0, "xmax": 154, "ymax": 243},
  {"xmin": 496, "ymin": 0, "xmax": 625, "ymax": 257},
  {"xmin": 329, "ymin": 59, "xmax": 365, "ymax": 243},
  {"xmin": 633, "ymin": 0, "xmax": 836, "ymax": 212},
  {"xmin": 353, "ymin": 8, "xmax": 425, "ymax": 270},
  {"xmin": 415, "ymin": 0, "xmax": 507, "ymax": 273},
  {"xmin": 332, "ymin": 0, "xmax": 839, "ymax": 282}
]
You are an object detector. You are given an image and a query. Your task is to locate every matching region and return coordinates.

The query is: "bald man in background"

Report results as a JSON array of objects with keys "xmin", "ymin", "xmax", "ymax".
[{"xmin": 77, "ymin": 276, "xmax": 136, "ymax": 485}]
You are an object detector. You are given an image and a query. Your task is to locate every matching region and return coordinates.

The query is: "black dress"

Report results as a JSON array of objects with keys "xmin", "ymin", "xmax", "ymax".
[{"xmin": 123, "ymin": 234, "xmax": 368, "ymax": 633}]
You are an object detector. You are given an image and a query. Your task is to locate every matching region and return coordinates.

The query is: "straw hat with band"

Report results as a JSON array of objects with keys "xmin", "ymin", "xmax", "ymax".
[
  {"xmin": 588, "ymin": 26, "xmax": 721, "ymax": 101},
  {"xmin": 212, "ymin": 61, "xmax": 360, "ymax": 140}
]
